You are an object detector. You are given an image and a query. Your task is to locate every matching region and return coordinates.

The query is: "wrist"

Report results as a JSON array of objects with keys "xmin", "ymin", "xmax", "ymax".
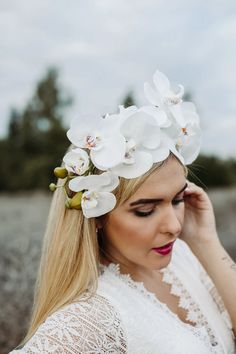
[{"xmin": 186, "ymin": 234, "xmax": 223, "ymax": 260}]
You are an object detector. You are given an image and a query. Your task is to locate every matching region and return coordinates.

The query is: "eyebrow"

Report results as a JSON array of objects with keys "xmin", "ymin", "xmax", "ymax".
[{"xmin": 129, "ymin": 182, "xmax": 188, "ymax": 207}]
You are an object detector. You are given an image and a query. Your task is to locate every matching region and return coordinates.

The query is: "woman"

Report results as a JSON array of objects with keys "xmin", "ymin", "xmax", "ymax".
[{"xmin": 10, "ymin": 70, "xmax": 236, "ymax": 353}]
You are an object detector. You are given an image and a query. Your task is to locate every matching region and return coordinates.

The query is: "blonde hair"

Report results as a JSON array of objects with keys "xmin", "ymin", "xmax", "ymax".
[{"xmin": 22, "ymin": 152, "xmax": 187, "ymax": 344}]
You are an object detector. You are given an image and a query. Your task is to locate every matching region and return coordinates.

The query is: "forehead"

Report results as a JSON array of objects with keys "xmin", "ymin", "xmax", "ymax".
[{"xmin": 128, "ymin": 157, "xmax": 186, "ymax": 202}]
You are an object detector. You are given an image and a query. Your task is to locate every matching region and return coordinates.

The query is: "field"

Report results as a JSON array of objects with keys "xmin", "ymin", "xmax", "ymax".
[{"xmin": 0, "ymin": 189, "xmax": 236, "ymax": 353}]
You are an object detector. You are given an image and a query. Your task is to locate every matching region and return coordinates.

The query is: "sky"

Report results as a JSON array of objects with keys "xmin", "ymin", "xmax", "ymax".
[{"xmin": 0, "ymin": 0, "xmax": 236, "ymax": 158}]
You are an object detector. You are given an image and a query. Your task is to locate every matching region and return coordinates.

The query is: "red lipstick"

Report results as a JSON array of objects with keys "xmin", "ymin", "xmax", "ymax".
[{"xmin": 152, "ymin": 241, "xmax": 175, "ymax": 255}]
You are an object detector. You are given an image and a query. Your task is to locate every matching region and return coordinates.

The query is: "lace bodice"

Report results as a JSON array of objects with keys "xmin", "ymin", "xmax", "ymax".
[{"xmin": 10, "ymin": 239, "xmax": 235, "ymax": 354}]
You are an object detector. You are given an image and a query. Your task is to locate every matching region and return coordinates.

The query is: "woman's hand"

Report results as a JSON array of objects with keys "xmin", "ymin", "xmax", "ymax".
[{"xmin": 180, "ymin": 181, "xmax": 221, "ymax": 249}]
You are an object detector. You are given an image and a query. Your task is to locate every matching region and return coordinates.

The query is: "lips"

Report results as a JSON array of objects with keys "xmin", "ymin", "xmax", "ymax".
[
  {"xmin": 152, "ymin": 240, "xmax": 176, "ymax": 256},
  {"xmin": 153, "ymin": 240, "xmax": 175, "ymax": 250}
]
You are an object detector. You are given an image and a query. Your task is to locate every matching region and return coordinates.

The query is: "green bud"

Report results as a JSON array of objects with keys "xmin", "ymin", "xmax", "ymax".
[
  {"xmin": 70, "ymin": 192, "xmax": 83, "ymax": 210},
  {"xmin": 65, "ymin": 197, "xmax": 72, "ymax": 208},
  {"xmin": 54, "ymin": 167, "xmax": 68, "ymax": 179},
  {"xmin": 49, "ymin": 183, "xmax": 57, "ymax": 192}
]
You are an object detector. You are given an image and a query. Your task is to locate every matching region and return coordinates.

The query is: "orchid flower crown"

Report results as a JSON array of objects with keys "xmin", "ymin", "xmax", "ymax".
[{"xmin": 50, "ymin": 70, "xmax": 201, "ymax": 218}]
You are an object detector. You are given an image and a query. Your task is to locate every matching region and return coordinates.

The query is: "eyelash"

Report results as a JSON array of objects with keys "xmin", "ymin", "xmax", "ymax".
[{"xmin": 134, "ymin": 198, "xmax": 185, "ymax": 217}]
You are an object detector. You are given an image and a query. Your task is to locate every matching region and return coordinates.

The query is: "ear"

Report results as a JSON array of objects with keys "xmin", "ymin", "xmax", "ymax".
[
  {"xmin": 95, "ymin": 215, "xmax": 107, "ymax": 230},
  {"xmin": 95, "ymin": 216, "xmax": 104, "ymax": 229}
]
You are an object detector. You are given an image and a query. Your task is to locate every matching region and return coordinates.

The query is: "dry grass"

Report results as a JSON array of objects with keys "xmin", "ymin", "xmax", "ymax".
[{"xmin": 0, "ymin": 189, "xmax": 235, "ymax": 353}]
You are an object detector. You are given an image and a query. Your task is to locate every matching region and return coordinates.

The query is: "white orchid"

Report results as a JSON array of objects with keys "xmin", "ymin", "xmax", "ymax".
[
  {"xmin": 181, "ymin": 101, "xmax": 200, "ymax": 126},
  {"xmin": 63, "ymin": 148, "xmax": 90, "ymax": 175},
  {"xmin": 165, "ymin": 121, "xmax": 201, "ymax": 165},
  {"xmin": 51, "ymin": 69, "xmax": 202, "ymax": 219},
  {"xmin": 68, "ymin": 171, "xmax": 119, "ymax": 218},
  {"xmin": 67, "ymin": 114, "xmax": 126, "ymax": 169},
  {"xmin": 111, "ymin": 109, "xmax": 170, "ymax": 178},
  {"xmin": 144, "ymin": 70, "xmax": 186, "ymax": 127},
  {"xmin": 140, "ymin": 105, "xmax": 171, "ymax": 128}
]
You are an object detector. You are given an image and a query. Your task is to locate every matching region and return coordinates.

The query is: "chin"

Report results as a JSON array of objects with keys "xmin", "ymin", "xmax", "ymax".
[{"xmin": 154, "ymin": 253, "xmax": 173, "ymax": 270}]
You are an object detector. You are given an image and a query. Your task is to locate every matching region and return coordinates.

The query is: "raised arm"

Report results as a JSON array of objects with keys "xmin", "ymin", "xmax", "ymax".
[{"xmin": 180, "ymin": 182, "xmax": 236, "ymax": 338}]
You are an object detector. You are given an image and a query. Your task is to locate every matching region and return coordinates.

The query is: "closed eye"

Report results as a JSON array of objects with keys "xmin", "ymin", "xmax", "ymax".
[
  {"xmin": 172, "ymin": 198, "xmax": 185, "ymax": 205},
  {"xmin": 133, "ymin": 197, "xmax": 185, "ymax": 217},
  {"xmin": 134, "ymin": 210, "xmax": 154, "ymax": 217}
]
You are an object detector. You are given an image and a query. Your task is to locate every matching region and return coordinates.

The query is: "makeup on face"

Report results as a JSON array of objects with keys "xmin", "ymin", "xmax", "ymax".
[
  {"xmin": 128, "ymin": 183, "xmax": 188, "ymax": 218},
  {"xmin": 102, "ymin": 157, "xmax": 187, "ymax": 271},
  {"xmin": 152, "ymin": 241, "xmax": 176, "ymax": 255}
]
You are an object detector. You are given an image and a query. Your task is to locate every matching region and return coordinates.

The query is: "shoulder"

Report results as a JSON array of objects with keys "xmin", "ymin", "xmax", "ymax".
[{"xmin": 10, "ymin": 294, "xmax": 127, "ymax": 353}]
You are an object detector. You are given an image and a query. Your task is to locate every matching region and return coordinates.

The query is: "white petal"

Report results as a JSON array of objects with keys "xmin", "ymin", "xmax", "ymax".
[
  {"xmin": 99, "ymin": 113, "xmax": 121, "ymax": 132},
  {"xmin": 63, "ymin": 148, "xmax": 90, "ymax": 175},
  {"xmin": 119, "ymin": 104, "xmax": 138, "ymax": 117},
  {"xmin": 142, "ymin": 126, "xmax": 162, "ymax": 150},
  {"xmin": 67, "ymin": 114, "xmax": 115, "ymax": 151},
  {"xmin": 185, "ymin": 111, "xmax": 200, "ymax": 125},
  {"xmin": 147, "ymin": 140, "xmax": 170, "ymax": 163},
  {"xmin": 67, "ymin": 127, "xmax": 87, "ymax": 148},
  {"xmin": 164, "ymin": 120, "xmax": 182, "ymax": 139},
  {"xmin": 186, "ymin": 122, "xmax": 201, "ymax": 136},
  {"xmin": 67, "ymin": 114, "xmax": 97, "ymax": 147},
  {"xmin": 153, "ymin": 70, "xmax": 170, "ymax": 96},
  {"xmin": 144, "ymin": 82, "xmax": 161, "ymax": 106},
  {"xmin": 107, "ymin": 105, "xmax": 138, "ymax": 127},
  {"xmin": 169, "ymin": 104, "xmax": 186, "ymax": 127},
  {"xmin": 81, "ymin": 191, "xmax": 98, "ymax": 209},
  {"xmin": 82, "ymin": 192, "xmax": 117, "ymax": 218},
  {"xmin": 141, "ymin": 106, "xmax": 171, "ymax": 127},
  {"xmin": 111, "ymin": 150, "xmax": 153, "ymax": 178},
  {"xmin": 121, "ymin": 110, "xmax": 157, "ymax": 145},
  {"xmin": 98, "ymin": 171, "xmax": 119, "ymax": 192},
  {"xmin": 72, "ymin": 147, "xmax": 89, "ymax": 157},
  {"xmin": 91, "ymin": 133, "xmax": 126, "ymax": 169},
  {"xmin": 69, "ymin": 174, "xmax": 110, "ymax": 192},
  {"xmin": 182, "ymin": 102, "xmax": 200, "ymax": 125},
  {"xmin": 179, "ymin": 133, "xmax": 201, "ymax": 165},
  {"xmin": 169, "ymin": 146, "xmax": 185, "ymax": 165}
]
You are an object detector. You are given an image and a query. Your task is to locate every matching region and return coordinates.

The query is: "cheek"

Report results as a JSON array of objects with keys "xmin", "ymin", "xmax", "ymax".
[
  {"xmin": 105, "ymin": 212, "xmax": 153, "ymax": 250},
  {"xmin": 176, "ymin": 204, "xmax": 185, "ymax": 224}
]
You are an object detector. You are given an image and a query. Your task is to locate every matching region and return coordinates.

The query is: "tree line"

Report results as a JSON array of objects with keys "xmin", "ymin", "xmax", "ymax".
[{"xmin": 0, "ymin": 68, "xmax": 235, "ymax": 191}]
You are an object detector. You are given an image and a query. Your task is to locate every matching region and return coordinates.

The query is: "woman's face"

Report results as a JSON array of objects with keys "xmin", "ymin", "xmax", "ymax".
[{"xmin": 101, "ymin": 156, "xmax": 187, "ymax": 273}]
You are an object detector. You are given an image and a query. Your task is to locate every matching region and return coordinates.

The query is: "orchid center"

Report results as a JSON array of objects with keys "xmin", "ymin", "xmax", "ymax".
[
  {"xmin": 76, "ymin": 158, "xmax": 87, "ymax": 174},
  {"xmin": 82, "ymin": 191, "xmax": 99, "ymax": 209},
  {"xmin": 163, "ymin": 85, "xmax": 184, "ymax": 106},
  {"xmin": 182, "ymin": 127, "xmax": 188, "ymax": 136},
  {"xmin": 68, "ymin": 158, "xmax": 88, "ymax": 175},
  {"xmin": 124, "ymin": 139, "xmax": 136, "ymax": 165},
  {"xmin": 164, "ymin": 94, "xmax": 182, "ymax": 106},
  {"xmin": 85, "ymin": 134, "xmax": 102, "ymax": 150}
]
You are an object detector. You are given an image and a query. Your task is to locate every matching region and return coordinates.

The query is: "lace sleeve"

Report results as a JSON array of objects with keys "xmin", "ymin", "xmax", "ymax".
[
  {"xmin": 198, "ymin": 262, "xmax": 234, "ymax": 333},
  {"xmin": 9, "ymin": 294, "xmax": 127, "ymax": 354}
]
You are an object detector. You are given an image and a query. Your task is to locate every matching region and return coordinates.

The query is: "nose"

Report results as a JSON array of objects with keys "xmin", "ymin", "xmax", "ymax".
[{"xmin": 159, "ymin": 205, "xmax": 182, "ymax": 237}]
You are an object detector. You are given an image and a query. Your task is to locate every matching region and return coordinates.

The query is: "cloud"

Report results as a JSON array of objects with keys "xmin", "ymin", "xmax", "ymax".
[{"xmin": 0, "ymin": 0, "xmax": 236, "ymax": 158}]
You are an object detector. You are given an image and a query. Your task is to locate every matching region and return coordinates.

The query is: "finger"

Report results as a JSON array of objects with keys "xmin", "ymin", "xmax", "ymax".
[{"xmin": 184, "ymin": 181, "xmax": 206, "ymax": 200}]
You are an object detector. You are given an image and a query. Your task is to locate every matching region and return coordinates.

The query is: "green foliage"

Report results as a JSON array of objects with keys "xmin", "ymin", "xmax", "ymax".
[
  {"xmin": 122, "ymin": 91, "xmax": 136, "ymax": 108},
  {"xmin": 0, "ymin": 67, "xmax": 71, "ymax": 191},
  {"xmin": 0, "ymin": 72, "xmax": 236, "ymax": 191},
  {"xmin": 188, "ymin": 154, "xmax": 236, "ymax": 188}
]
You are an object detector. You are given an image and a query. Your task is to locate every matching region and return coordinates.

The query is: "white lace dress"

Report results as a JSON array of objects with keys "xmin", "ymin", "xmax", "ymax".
[{"xmin": 10, "ymin": 239, "xmax": 235, "ymax": 354}]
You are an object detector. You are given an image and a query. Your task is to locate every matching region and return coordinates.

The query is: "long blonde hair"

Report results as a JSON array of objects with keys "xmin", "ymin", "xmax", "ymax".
[{"xmin": 23, "ymin": 153, "xmax": 185, "ymax": 344}]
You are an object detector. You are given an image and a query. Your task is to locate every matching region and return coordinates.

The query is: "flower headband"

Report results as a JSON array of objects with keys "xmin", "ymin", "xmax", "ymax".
[{"xmin": 50, "ymin": 70, "xmax": 201, "ymax": 218}]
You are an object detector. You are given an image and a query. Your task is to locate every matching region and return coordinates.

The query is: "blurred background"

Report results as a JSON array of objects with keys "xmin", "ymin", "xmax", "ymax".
[{"xmin": 0, "ymin": 0, "xmax": 236, "ymax": 353}]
